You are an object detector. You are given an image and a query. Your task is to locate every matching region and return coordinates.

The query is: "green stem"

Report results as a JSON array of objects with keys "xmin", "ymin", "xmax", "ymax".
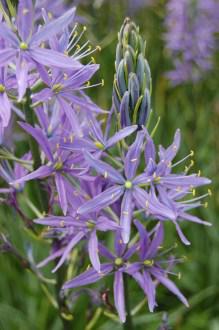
[
  {"xmin": 123, "ymin": 274, "xmax": 134, "ymax": 330},
  {"xmin": 24, "ymin": 88, "xmax": 48, "ymax": 213}
]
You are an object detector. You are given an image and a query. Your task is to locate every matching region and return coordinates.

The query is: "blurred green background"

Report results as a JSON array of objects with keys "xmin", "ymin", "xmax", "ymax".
[{"xmin": 0, "ymin": 1, "xmax": 219, "ymax": 329}]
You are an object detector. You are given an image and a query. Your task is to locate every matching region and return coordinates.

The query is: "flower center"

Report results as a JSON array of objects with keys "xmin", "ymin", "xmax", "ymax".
[
  {"xmin": 94, "ymin": 141, "xmax": 104, "ymax": 150},
  {"xmin": 20, "ymin": 42, "xmax": 28, "ymax": 50},
  {"xmin": 86, "ymin": 220, "xmax": 95, "ymax": 230},
  {"xmin": 114, "ymin": 257, "xmax": 123, "ymax": 266},
  {"xmin": 54, "ymin": 161, "xmax": 63, "ymax": 170},
  {"xmin": 125, "ymin": 180, "xmax": 132, "ymax": 189},
  {"xmin": 143, "ymin": 259, "xmax": 154, "ymax": 267},
  {"xmin": 52, "ymin": 83, "xmax": 64, "ymax": 93},
  {"xmin": 0, "ymin": 84, "xmax": 5, "ymax": 93}
]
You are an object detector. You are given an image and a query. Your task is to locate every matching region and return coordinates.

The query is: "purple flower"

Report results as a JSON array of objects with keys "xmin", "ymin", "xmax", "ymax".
[
  {"xmin": 164, "ymin": 0, "xmax": 219, "ymax": 84},
  {"xmin": 11, "ymin": 122, "xmax": 87, "ymax": 215},
  {"xmin": 63, "ymin": 223, "xmax": 188, "ymax": 322},
  {"xmin": 35, "ymin": 212, "xmax": 119, "ymax": 273},
  {"xmin": 0, "ymin": 1, "xmax": 81, "ymax": 99},
  {"xmin": 77, "ymin": 131, "xmax": 174, "ymax": 243}
]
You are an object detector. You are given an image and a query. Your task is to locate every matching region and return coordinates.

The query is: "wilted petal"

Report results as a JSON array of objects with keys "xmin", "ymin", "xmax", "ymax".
[
  {"xmin": 124, "ymin": 130, "xmax": 145, "ymax": 180},
  {"xmin": 77, "ymin": 185, "xmax": 125, "ymax": 215},
  {"xmin": 52, "ymin": 231, "xmax": 85, "ymax": 273},
  {"xmin": 114, "ymin": 271, "xmax": 126, "ymax": 323},
  {"xmin": 106, "ymin": 125, "xmax": 137, "ymax": 149},
  {"xmin": 62, "ymin": 263, "xmax": 113, "ymax": 289},
  {"xmin": 88, "ymin": 230, "xmax": 100, "ymax": 272},
  {"xmin": 84, "ymin": 151, "xmax": 125, "ymax": 184},
  {"xmin": 55, "ymin": 173, "xmax": 68, "ymax": 215}
]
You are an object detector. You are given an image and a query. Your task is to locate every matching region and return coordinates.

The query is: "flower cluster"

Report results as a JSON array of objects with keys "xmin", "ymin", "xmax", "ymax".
[
  {"xmin": 0, "ymin": 0, "xmax": 212, "ymax": 325},
  {"xmin": 164, "ymin": 0, "xmax": 219, "ymax": 84}
]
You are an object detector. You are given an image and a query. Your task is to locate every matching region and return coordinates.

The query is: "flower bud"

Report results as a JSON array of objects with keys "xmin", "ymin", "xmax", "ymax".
[{"xmin": 113, "ymin": 17, "xmax": 152, "ymax": 127}]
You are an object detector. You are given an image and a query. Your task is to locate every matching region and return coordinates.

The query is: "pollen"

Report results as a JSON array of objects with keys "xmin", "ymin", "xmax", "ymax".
[
  {"xmin": 94, "ymin": 141, "xmax": 104, "ymax": 150},
  {"xmin": 208, "ymin": 189, "xmax": 212, "ymax": 197},
  {"xmin": 130, "ymin": 158, "xmax": 137, "ymax": 162},
  {"xmin": 125, "ymin": 180, "xmax": 132, "ymax": 189},
  {"xmin": 20, "ymin": 42, "xmax": 28, "ymax": 50},
  {"xmin": 22, "ymin": 8, "xmax": 29, "ymax": 15},
  {"xmin": 143, "ymin": 259, "xmax": 154, "ymax": 266},
  {"xmin": 0, "ymin": 84, "xmax": 5, "ymax": 93},
  {"xmin": 114, "ymin": 257, "xmax": 123, "ymax": 266},
  {"xmin": 96, "ymin": 45, "xmax": 101, "ymax": 52},
  {"xmin": 104, "ymin": 171, "xmax": 108, "ymax": 178}
]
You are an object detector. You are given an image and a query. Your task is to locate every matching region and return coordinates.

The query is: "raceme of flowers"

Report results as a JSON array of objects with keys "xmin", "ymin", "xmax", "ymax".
[
  {"xmin": 164, "ymin": 0, "xmax": 219, "ymax": 84},
  {"xmin": 0, "ymin": 0, "xmax": 212, "ymax": 324}
]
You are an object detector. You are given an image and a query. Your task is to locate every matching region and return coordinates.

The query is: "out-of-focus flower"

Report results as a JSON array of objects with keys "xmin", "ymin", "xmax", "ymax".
[
  {"xmin": 113, "ymin": 18, "xmax": 151, "ymax": 127},
  {"xmin": 164, "ymin": 0, "xmax": 219, "ymax": 84}
]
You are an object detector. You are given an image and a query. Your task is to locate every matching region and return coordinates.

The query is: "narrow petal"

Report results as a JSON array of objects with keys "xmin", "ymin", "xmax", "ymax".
[
  {"xmin": 181, "ymin": 212, "xmax": 212, "ymax": 226},
  {"xmin": 124, "ymin": 130, "xmax": 145, "ymax": 180},
  {"xmin": 29, "ymin": 48, "xmax": 82, "ymax": 69},
  {"xmin": 19, "ymin": 122, "xmax": 53, "ymax": 162},
  {"xmin": 114, "ymin": 271, "xmax": 126, "ymax": 323},
  {"xmin": 96, "ymin": 216, "xmax": 120, "ymax": 231},
  {"xmin": 17, "ymin": 0, "xmax": 34, "ymax": 42},
  {"xmin": 57, "ymin": 97, "xmax": 82, "ymax": 136},
  {"xmin": 134, "ymin": 219, "xmax": 149, "ymax": 260},
  {"xmin": 153, "ymin": 271, "xmax": 189, "ymax": 307},
  {"xmin": 146, "ymin": 222, "xmax": 164, "ymax": 259},
  {"xmin": 11, "ymin": 165, "xmax": 52, "ymax": 185},
  {"xmin": 52, "ymin": 231, "xmax": 85, "ymax": 273},
  {"xmin": 84, "ymin": 151, "xmax": 125, "ymax": 184},
  {"xmin": 0, "ymin": 48, "xmax": 16, "ymax": 67},
  {"xmin": 62, "ymin": 263, "xmax": 113, "ymax": 289},
  {"xmin": 0, "ymin": 23, "xmax": 19, "ymax": 47},
  {"xmin": 88, "ymin": 230, "xmax": 100, "ymax": 272},
  {"xmin": 106, "ymin": 125, "xmax": 137, "ymax": 149},
  {"xmin": 120, "ymin": 190, "xmax": 133, "ymax": 243},
  {"xmin": 30, "ymin": 8, "xmax": 76, "ymax": 46},
  {"xmin": 55, "ymin": 173, "xmax": 68, "ymax": 215},
  {"xmin": 174, "ymin": 220, "xmax": 191, "ymax": 245},
  {"xmin": 0, "ymin": 92, "xmax": 11, "ymax": 126},
  {"xmin": 77, "ymin": 185, "xmax": 125, "ymax": 215},
  {"xmin": 16, "ymin": 57, "xmax": 29, "ymax": 101},
  {"xmin": 144, "ymin": 131, "xmax": 156, "ymax": 164}
]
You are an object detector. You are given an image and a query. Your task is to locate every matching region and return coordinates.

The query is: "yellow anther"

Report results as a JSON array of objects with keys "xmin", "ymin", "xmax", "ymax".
[
  {"xmin": 190, "ymin": 160, "xmax": 194, "ymax": 167},
  {"xmin": 101, "ymin": 79, "xmax": 104, "ymax": 87},
  {"xmin": 86, "ymin": 81, "xmax": 91, "ymax": 87},
  {"xmin": 178, "ymin": 272, "xmax": 182, "ymax": 280},
  {"xmin": 76, "ymin": 44, "xmax": 80, "ymax": 50},
  {"xmin": 83, "ymin": 26, "xmax": 87, "ymax": 31},
  {"xmin": 91, "ymin": 56, "xmax": 96, "ymax": 64},
  {"xmin": 197, "ymin": 170, "xmax": 201, "ymax": 177},
  {"xmin": 48, "ymin": 12, "xmax": 53, "ymax": 19},
  {"xmin": 94, "ymin": 141, "xmax": 104, "ymax": 150},
  {"xmin": 208, "ymin": 189, "xmax": 212, "ymax": 196},
  {"xmin": 0, "ymin": 84, "xmax": 5, "ymax": 93},
  {"xmin": 190, "ymin": 150, "xmax": 194, "ymax": 156},
  {"xmin": 192, "ymin": 189, "xmax": 196, "ymax": 197},
  {"xmin": 204, "ymin": 202, "xmax": 208, "ymax": 208},
  {"xmin": 96, "ymin": 45, "xmax": 101, "ymax": 51},
  {"xmin": 115, "ymin": 257, "xmax": 123, "ymax": 266}
]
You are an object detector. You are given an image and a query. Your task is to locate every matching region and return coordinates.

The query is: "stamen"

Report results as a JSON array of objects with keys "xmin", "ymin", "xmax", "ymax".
[{"xmin": 172, "ymin": 150, "xmax": 194, "ymax": 168}]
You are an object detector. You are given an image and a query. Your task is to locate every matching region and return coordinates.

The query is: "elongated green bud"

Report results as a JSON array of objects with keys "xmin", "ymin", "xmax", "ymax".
[{"xmin": 113, "ymin": 18, "xmax": 152, "ymax": 128}]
